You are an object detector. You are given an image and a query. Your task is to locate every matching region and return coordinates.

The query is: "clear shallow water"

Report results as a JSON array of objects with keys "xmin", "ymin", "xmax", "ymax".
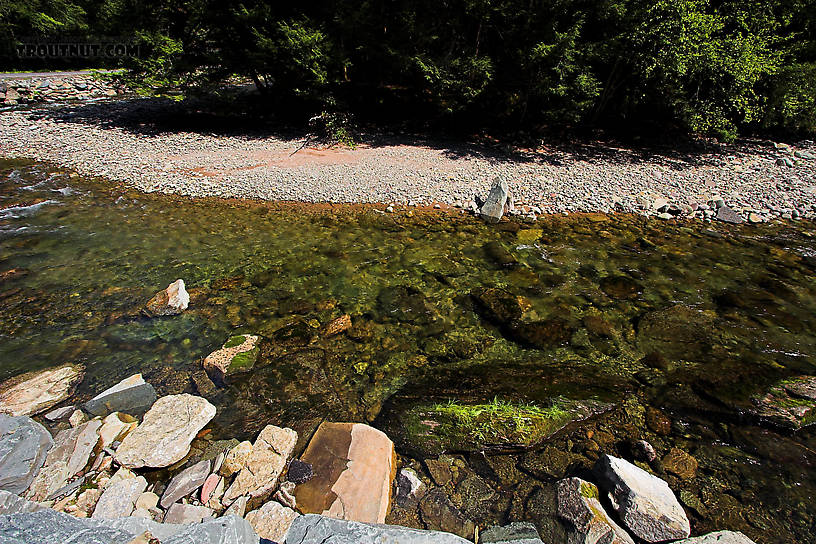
[{"xmin": 1, "ymin": 158, "xmax": 815, "ymax": 541}]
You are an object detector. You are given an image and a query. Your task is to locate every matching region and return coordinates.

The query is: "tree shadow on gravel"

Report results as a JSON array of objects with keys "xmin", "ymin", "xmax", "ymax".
[{"xmin": 23, "ymin": 97, "xmax": 775, "ymax": 171}]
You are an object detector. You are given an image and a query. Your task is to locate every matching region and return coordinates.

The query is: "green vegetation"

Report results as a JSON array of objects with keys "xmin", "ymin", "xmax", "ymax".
[
  {"xmin": 223, "ymin": 335, "xmax": 247, "ymax": 349},
  {"xmin": 2, "ymin": 1, "xmax": 814, "ymax": 138}
]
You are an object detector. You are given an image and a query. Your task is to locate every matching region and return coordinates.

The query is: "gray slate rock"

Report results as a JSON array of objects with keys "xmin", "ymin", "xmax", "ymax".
[
  {"xmin": 478, "ymin": 177, "xmax": 509, "ymax": 223},
  {"xmin": 284, "ymin": 514, "xmax": 470, "ymax": 544},
  {"xmin": 83, "ymin": 374, "xmax": 157, "ymax": 417},
  {"xmin": 674, "ymin": 531, "xmax": 757, "ymax": 544},
  {"xmin": 160, "ymin": 459, "xmax": 211, "ymax": 508},
  {"xmin": 481, "ymin": 521, "xmax": 545, "ymax": 543},
  {"xmin": 593, "ymin": 454, "xmax": 690, "ymax": 542},
  {"xmin": 715, "ymin": 205, "xmax": 746, "ymax": 224},
  {"xmin": 0, "ymin": 490, "xmax": 46, "ymax": 515},
  {"xmin": 0, "ymin": 415, "xmax": 53, "ymax": 495},
  {"xmin": 0, "ymin": 508, "xmax": 258, "ymax": 544}
]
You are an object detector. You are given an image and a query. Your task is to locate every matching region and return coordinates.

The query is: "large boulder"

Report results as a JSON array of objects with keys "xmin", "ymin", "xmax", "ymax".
[
  {"xmin": 0, "ymin": 364, "xmax": 84, "ymax": 417},
  {"xmin": 245, "ymin": 500, "xmax": 300, "ymax": 542},
  {"xmin": 557, "ymin": 477, "xmax": 635, "ymax": 544},
  {"xmin": 223, "ymin": 424, "xmax": 297, "ymax": 503},
  {"xmin": 26, "ymin": 419, "xmax": 102, "ymax": 501},
  {"xmin": 0, "ymin": 508, "xmax": 258, "ymax": 544},
  {"xmin": 115, "ymin": 394, "xmax": 216, "ymax": 469},
  {"xmin": 145, "ymin": 279, "xmax": 189, "ymax": 317},
  {"xmin": 83, "ymin": 374, "xmax": 157, "ymax": 417},
  {"xmin": 593, "ymin": 454, "xmax": 690, "ymax": 542},
  {"xmin": 284, "ymin": 514, "xmax": 470, "ymax": 544},
  {"xmin": 0, "ymin": 415, "xmax": 53, "ymax": 495},
  {"xmin": 294, "ymin": 422, "xmax": 396, "ymax": 524},
  {"xmin": 674, "ymin": 531, "xmax": 757, "ymax": 544},
  {"xmin": 478, "ymin": 177, "xmax": 509, "ymax": 223},
  {"xmin": 203, "ymin": 335, "xmax": 262, "ymax": 385},
  {"xmin": 92, "ymin": 475, "xmax": 148, "ymax": 519}
]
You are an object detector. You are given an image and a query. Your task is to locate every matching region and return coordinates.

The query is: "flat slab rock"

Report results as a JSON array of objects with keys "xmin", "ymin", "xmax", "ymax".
[
  {"xmin": 245, "ymin": 499, "xmax": 300, "ymax": 542},
  {"xmin": 294, "ymin": 422, "xmax": 396, "ymax": 524},
  {"xmin": 92, "ymin": 475, "xmax": 147, "ymax": 519},
  {"xmin": 481, "ymin": 522, "xmax": 545, "ymax": 544},
  {"xmin": 223, "ymin": 424, "xmax": 297, "ymax": 503},
  {"xmin": 160, "ymin": 459, "xmax": 211, "ymax": 508},
  {"xmin": 594, "ymin": 454, "xmax": 690, "ymax": 542},
  {"xmin": 0, "ymin": 508, "xmax": 258, "ymax": 544},
  {"xmin": 0, "ymin": 415, "xmax": 53, "ymax": 495},
  {"xmin": 675, "ymin": 531, "xmax": 757, "ymax": 544},
  {"xmin": 284, "ymin": 514, "xmax": 470, "ymax": 544},
  {"xmin": 557, "ymin": 477, "xmax": 635, "ymax": 544},
  {"xmin": 83, "ymin": 373, "xmax": 157, "ymax": 417},
  {"xmin": 115, "ymin": 394, "xmax": 216, "ymax": 469},
  {"xmin": 0, "ymin": 364, "xmax": 84, "ymax": 417}
]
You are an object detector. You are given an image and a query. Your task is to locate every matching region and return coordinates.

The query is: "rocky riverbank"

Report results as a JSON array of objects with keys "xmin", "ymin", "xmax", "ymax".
[
  {"xmin": 0, "ymin": 98, "xmax": 814, "ymax": 222},
  {"xmin": 0, "ymin": 72, "xmax": 126, "ymax": 106}
]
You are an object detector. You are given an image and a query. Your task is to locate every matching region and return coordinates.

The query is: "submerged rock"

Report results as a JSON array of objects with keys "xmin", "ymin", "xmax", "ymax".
[
  {"xmin": 0, "ymin": 364, "xmax": 84, "ymax": 417},
  {"xmin": 0, "ymin": 415, "xmax": 53, "ymax": 495},
  {"xmin": 599, "ymin": 276, "xmax": 642, "ymax": 300},
  {"xmin": 394, "ymin": 398, "xmax": 612, "ymax": 456},
  {"xmin": 471, "ymin": 287, "xmax": 524, "ymax": 325},
  {"xmin": 83, "ymin": 373, "xmax": 157, "ymax": 417},
  {"xmin": 284, "ymin": 514, "xmax": 470, "ymax": 544},
  {"xmin": 203, "ymin": 334, "xmax": 262, "ymax": 385},
  {"xmin": 294, "ymin": 422, "xmax": 395, "ymax": 524},
  {"xmin": 223, "ymin": 424, "xmax": 297, "ymax": 503},
  {"xmin": 322, "ymin": 314, "xmax": 352, "ymax": 337},
  {"xmin": 478, "ymin": 177, "xmax": 509, "ymax": 223},
  {"xmin": 508, "ymin": 319, "xmax": 573, "ymax": 349},
  {"xmin": 115, "ymin": 394, "xmax": 216, "ymax": 469},
  {"xmin": 675, "ymin": 531, "xmax": 757, "ymax": 544},
  {"xmin": 748, "ymin": 375, "xmax": 816, "ymax": 430},
  {"xmin": 556, "ymin": 477, "xmax": 635, "ymax": 544},
  {"xmin": 145, "ymin": 279, "xmax": 189, "ymax": 317},
  {"xmin": 377, "ymin": 285, "xmax": 442, "ymax": 327},
  {"xmin": 637, "ymin": 305, "xmax": 715, "ymax": 361},
  {"xmin": 593, "ymin": 454, "xmax": 690, "ymax": 542},
  {"xmin": 482, "ymin": 241, "xmax": 519, "ymax": 268}
]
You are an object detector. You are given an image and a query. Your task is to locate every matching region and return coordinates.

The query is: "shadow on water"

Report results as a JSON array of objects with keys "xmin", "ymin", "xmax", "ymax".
[{"xmin": 1, "ymin": 158, "xmax": 815, "ymax": 541}]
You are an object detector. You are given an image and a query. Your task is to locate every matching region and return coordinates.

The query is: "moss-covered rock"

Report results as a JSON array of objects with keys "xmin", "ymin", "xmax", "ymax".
[
  {"xmin": 203, "ymin": 334, "xmax": 262, "ymax": 385},
  {"xmin": 748, "ymin": 375, "xmax": 816, "ymax": 430}
]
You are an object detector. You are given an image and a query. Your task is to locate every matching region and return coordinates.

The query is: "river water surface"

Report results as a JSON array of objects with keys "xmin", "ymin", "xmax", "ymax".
[{"xmin": 1, "ymin": 159, "xmax": 815, "ymax": 542}]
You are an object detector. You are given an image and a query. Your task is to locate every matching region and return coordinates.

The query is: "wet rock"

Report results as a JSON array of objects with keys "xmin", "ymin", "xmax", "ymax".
[
  {"xmin": 83, "ymin": 373, "xmax": 157, "ymax": 417},
  {"xmin": 599, "ymin": 276, "xmax": 642, "ymax": 300},
  {"xmin": 245, "ymin": 500, "xmax": 300, "ymax": 542},
  {"xmin": 483, "ymin": 241, "xmax": 519, "ymax": 268},
  {"xmin": 286, "ymin": 459, "xmax": 313, "ymax": 484},
  {"xmin": 145, "ymin": 279, "xmax": 189, "ymax": 316},
  {"xmin": 115, "ymin": 394, "xmax": 216, "ymax": 469},
  {"xmin": 481, "ymin": 522, "xmax": 544, "ymax": 543},
  {"xmin": 160, "ymin": 459, "xmax": 211, "ymax": 508},
  {"xmin": 191, "ymin": 370, "xmax": 219, "ymax": 399},
  {"xmin": 396, "ymin": 467, "xmax": 426, "ymax": 507},
  {"xmin": 645, "ymin": 407, "xmax": 672, "ymax": 436},
  {"xmin": 284, "ymin": 513, "xmax": 470, "ymax": 544},
  {"xmin": 0, "ymin": 415, "xmax": 53, "ymax": 495},
  {"xmin": 92, "ymin": 475, "xmax": 148, "ymax": 519},
  {"xmin": 674, "ymin": 531, "xmax": 757, "ymax": 543},
  {"xmin": 593, "ymin": 454, "xmax": 690, "ymax": 542},
  {"xmin": 377, "ymin": 286, "xmax": 441, "ymax": 326},
  {"xmin": 451, "ymin": 472, "xmax": 496, "ymax": 519},
  {"xmin": 0, "ymin": 364, "xmax": 84, "ymax": 417},
  {"xmin": 557, "ymin": 477, "xmax": 635, "ymax": 544},
  {"xmin": 418, "ymin": 488, "xmax": 476, "ymax": 539},
  {"xmin": 163, "ymin": 502, "xmax": 213, "ymax": 524},
  {"xmin": 425, "ymin": 458, "xmax": 453, "ymax": 486},
  {"xmin": 223, "ymin": 424, "xmax": 297, "ymax": 503},
  {"xmin": 98, "ymin": 412, "xmax": 138, "ymax": 449},
  {"xmin": 294, "ymin": 422, "xmax": 395, "ymax": 524},
  {"xmin": 203, "ymin": 335, "xmax": 262, "ymax": 385},
  {"xmin": 508, "ymin": 319, "xmax": 573, "ymax": 349},
  {"xmin": 323, "ymin": 314, "xmax": 352, "ymax": 337},
  {"xmin": 631, "ymin": 440, "xmax": 657, "ymax": 463},
  {"xmin": 219, "ymin": 440, "xmax": 252, "ymax": 477},
  {"xmin": 27, "ymin": 419, "xmax": 102, "ymax": 501},
  {"xmin": 716, "ymin": 206, "xmax": 746, "ymax": 224},
  {"xmin": 637, "ymin": 305, "xmax": 715, "ymax": 361},
  {"xmin": 471, "ymin": 287, "xmax": 524, "ymax": 325},
  {"xmin": 748, "ymin": 375, "xmax": 816, "ymax": 430},
  {"xmin": 662, "ymin": 448, "xmax": 698, "ymax": 480},
  {"xmin": 478, "ymin": 178, "xmax": 509, "ymax": 223}
]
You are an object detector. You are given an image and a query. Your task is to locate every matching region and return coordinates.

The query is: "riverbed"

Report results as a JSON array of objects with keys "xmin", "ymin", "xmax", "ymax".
[{"xmin": 1, "ymin": 158, "xmax": 815, "ymax": 541}]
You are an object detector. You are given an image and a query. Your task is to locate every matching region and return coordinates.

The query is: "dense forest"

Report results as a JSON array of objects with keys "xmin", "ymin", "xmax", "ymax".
[{"xmin": 2, "ymin": 0, "xmax": 815, "ymax": 139}]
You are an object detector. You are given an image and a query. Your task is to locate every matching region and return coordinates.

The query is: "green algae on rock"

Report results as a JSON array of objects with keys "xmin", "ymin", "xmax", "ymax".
[
  {"xmin": 203, "ymin": 334, "xmax": 262, "ymax": 385},
  {"xmin": 749, "ymin": 376, "xmax": 816, "ymax": 430},
  {"xmin": 393, "ymin": 397, "xmax": 613, "ymax": 456}
]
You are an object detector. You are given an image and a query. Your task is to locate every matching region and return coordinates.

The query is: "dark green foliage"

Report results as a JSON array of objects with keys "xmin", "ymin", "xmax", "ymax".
[{"xmin": 2, "ymin": 0, "xmax": 814, "ymax": 138}]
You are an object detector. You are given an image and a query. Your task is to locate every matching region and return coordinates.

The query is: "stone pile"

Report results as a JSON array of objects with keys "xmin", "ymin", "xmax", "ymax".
[{"xmin": 1, "ymin": 74, "xmax": 126, "ymax": 106}]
